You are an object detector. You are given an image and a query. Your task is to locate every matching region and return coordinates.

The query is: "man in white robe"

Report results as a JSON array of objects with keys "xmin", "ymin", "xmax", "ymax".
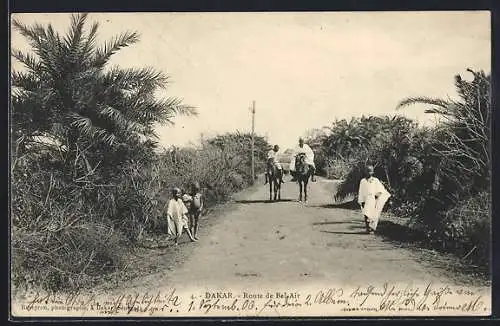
[
  {"xmin": 357, "ymin": 165, "xmax": 391, "ymax": 234},
  {"xmin": 290, "ymin": 138, "xmax": 316, "ymax": 182}
]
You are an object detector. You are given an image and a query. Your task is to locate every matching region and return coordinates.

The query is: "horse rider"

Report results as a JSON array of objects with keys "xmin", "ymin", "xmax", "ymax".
[
  {"xmin": 265, "ymin": 145, "xmax": 285, "ymax": 185},
  {"xmin": 289, "ymin": 138, "xmax": 317, "ymax": 182}
]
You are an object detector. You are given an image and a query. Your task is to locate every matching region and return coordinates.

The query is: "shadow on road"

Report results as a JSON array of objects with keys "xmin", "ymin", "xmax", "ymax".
[
  {"xmin": 376, "ymin": 220, "xmax": 426, "ymax": 242},
  {"xmin": 234, "ymin": 199, "xmax": 294, "ymax": 204},
  {"xmin": 321, "ymin": 230, "xmax": 368, "ymax": 235},
  {"xmin": 312, "ymin": 220, "xmax": 361, "ymax": 226},
  {"xmin": 311, "ymin": 201, "xmax": 359, "ymax": 210}
]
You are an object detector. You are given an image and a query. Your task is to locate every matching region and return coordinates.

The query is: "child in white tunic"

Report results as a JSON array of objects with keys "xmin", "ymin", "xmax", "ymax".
[
  {"xmin": 166, "ymin": 187, "xmax": 197, "ymax": 245},
  {"xmin": 357, "ymin": 165, "xmax": 391, "ymax": 234}
]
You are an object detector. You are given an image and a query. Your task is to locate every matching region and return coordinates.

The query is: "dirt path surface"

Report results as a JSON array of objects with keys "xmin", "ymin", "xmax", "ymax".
[{"xmin": 106, "ymin": 176, "xmax": 490, "ymax": 296}]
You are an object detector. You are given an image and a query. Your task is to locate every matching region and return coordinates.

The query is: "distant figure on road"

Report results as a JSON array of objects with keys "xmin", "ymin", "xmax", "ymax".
[
  {"xmin": 290, "ymin": 138, "xmax": 316, "ymax": 182},
  {"xmin": 166, "ymin": 187, "xmax": 197, "ymax": 245},
  {"xmin": 265, "ymin": 145, "xmax": 285, "ymax": 185},
  {"xmin": 357, "ymin": 165, "xmax": 391, "ymax": 234}
]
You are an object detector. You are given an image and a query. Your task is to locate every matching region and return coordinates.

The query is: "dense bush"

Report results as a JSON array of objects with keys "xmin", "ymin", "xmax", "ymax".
[
  {"xmin": 438, "ymin": 192, "xmax": 491, "ymax": 263},
  {"xmin": 11, "ymin": 132, "xmax": 269, "ymax": 293},
  {"xmin": 323, "ymin": 158, "xmax": 356, "ymax": 180},
  {"xmin": 11, "ymin": 147, "xmax": 128, "ymax": 292}
]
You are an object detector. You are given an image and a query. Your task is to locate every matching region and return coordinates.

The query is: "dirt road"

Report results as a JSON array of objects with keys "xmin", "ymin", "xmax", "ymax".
[{"xmin": 112, "ymin": 176, "xmax": 490, "ymax": 294}]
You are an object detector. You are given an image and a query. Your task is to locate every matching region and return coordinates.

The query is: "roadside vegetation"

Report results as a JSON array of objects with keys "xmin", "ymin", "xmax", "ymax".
[
  {"xmin": 306, "ymin": 69, "xmax": 491, "ymax": 271},
  {"xmin": 11, "ymin": 14, "xmax": 269, "ymax": 293}
]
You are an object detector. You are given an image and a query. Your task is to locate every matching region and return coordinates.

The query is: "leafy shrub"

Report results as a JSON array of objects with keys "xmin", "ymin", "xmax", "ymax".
[
  {"xmin": 441, "ymin": 192, "xmax": 491, "ymax": 265},
  {"xmin": 322, "ymin": 158, "xmax": 356, "ymax": 180}
]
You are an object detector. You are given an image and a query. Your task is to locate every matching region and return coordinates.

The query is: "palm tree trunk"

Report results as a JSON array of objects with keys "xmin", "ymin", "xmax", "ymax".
[{"xmin": 65, "ymin": 128, "xmax": 80, "ymax": 177}]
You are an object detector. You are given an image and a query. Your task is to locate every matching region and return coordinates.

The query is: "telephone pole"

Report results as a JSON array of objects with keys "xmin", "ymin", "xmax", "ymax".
[{"xmin": 251, "ymin": 100, "xmax": 256, "ymax": 184}]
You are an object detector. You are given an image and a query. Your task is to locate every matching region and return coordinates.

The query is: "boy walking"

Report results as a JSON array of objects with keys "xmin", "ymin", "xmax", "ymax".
[{"xmin": 188, "ymin": 182, "xmax": 204, "ymax": 240}]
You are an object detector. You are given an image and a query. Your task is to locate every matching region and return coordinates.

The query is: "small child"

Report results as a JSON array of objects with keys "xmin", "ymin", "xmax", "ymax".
[
  {"xmin": 165, "ymin": 187, "xmax": 197, "ymax": 245},
  {"xmin": 188, "ymin": 182, "xmax": 204, "ymax": 240}
]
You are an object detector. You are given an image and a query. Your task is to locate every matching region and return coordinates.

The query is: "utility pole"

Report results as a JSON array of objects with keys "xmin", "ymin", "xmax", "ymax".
[{"xmin": 250, "ymin": 100, "xmax": 256, "ymax": 184}]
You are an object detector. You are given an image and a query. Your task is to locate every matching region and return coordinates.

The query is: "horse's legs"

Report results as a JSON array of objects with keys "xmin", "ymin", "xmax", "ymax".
[
  {"xmin": 304, "ymin": 180, "xmax": 307, "ymax": 201},
  {"xmin": 298, "ymin": 180, "xmax": 303, "ymax": 202},
  {"xmin": 269, "ymin": 178, "xmax": 273, "ymax": 201}
]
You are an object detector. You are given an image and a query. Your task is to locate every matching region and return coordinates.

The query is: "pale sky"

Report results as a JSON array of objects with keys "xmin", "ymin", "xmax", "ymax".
[{"xmin": 11, "ymin": 12, "xmax": 491, "ymax": 150}]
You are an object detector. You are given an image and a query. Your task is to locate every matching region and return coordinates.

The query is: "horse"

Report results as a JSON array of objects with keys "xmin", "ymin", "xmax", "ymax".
[
  {"xmin": 294, "ymin": 153, "xmax": 312, "ymax": 202},
  {"xmin": 267, "ymin": 158, "xmax": 282, "ymax": 201}
]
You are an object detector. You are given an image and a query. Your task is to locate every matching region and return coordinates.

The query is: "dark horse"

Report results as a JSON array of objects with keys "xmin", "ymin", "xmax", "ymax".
[
  {"xmin": 295, "ymin": 153, "xmax": 312, "ymax": 202},
  {"xmin": 267, "ymin": 158, "xmax": 282, "ymax": 201}
]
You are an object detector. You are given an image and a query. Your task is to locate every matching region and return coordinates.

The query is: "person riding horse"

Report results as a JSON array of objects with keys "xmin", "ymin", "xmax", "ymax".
[
  {"xmin": 290, "ymin": 138, "xmax": 316, "ymax": 182},
  {"xmin": 265, "ymin": 145, "xmax": 285, "ymax": 185}
]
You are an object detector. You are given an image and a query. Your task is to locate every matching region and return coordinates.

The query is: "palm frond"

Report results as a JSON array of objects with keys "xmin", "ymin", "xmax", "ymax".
[
  {"xmin": 396, "ymin": 97, "xmax": 451, "ymax": 111},
  {"xmin": 105, "ymin": 66, "xmax": 169, "ymax": 91},
  {"xmin": 81, "ymin": 21, "xmax": 100, "ymax": 61},
  {"xmin": 125, "ymin": 120, "xmax": 150, "ymax": 136},
  {"xmin": 12, "ymin": 20, "xmax": 46, "ymax": 47},
  {"xmin": 148, "ymin": 129, "xmax": 160, "ymax": 140},
  {"xmin": 423, "ymin": 108, "xmax": 454, "ymax": 116},
  {"xmin": 11, "ymin": 87, "xmax": 36, "ymax": 102},
  {"xmin": 45, "ymin": 23, "xmax": 63, "ymax": 50},
  {"xmin": 94, "ymin": 31, "xmax": 140, "ymax": 67},
  {"xmin": 154, "ymin": 97, "xmax": 197, "ymax": 125},
  {"xmin": 11, "ymin": 49, "xmax": 42, "ymax": 73},
  {"xmin": 97, "ymin": 105, "xmax": 129, "ymax": 129},
  {"xmin": 63, "ymin": 13, "xmax": 88, "ymax": 50},
  {"xmin": 11, "ymin": 71, "xmax": 40, "ymax": 91},
  {"xmin": 68, "ymin": 112, "xmax": 116, "ymax": 146},
  {"xmin": 13, "ymin": 21, "xmax": 66, "ymax": 79},
  {"xmin": 164, "ymin": 97, "xmax": 198, "ymax": 116}
]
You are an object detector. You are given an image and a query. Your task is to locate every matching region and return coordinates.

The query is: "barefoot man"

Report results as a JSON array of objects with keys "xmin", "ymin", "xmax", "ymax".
[{"xmin": 358, "ymin": 165, "xmax": 391, "ymax": 234}]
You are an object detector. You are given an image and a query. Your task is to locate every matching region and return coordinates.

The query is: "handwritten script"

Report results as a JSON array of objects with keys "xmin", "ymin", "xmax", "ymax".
[{"xmin": 12, "ymin": 283, "xmax": 491, "ymax": 317}]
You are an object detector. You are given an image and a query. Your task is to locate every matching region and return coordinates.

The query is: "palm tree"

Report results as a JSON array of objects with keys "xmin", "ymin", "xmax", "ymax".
[
  {"xmin": 396, "ymin": 69, "xmax": 491, "ymax": 195},
  {"xmin": 11, "ymin": 13, "xmax": 196, "ymax": 170}
]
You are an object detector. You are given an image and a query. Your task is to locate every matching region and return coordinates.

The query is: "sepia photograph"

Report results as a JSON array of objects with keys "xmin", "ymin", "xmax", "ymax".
[{"xmin": 9, "ymin": 11, "xmax": 492, "ymax": 318}]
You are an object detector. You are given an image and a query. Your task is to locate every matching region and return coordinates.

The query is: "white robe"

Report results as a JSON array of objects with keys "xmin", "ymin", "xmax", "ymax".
[
  {"xmin": 358, "ymin": 177, "xmax": 391, "ymax": 230},
  {"xmin": 289, "ymin": 144, "xmax": 315, "ymax": 172},
  {"xmin": 166, "ymin": 198, "xmax": 189, "ymax": 237}
]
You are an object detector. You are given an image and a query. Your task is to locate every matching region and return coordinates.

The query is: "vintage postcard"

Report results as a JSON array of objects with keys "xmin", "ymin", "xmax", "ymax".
[{"xmin": 10, "ymin": 11, "xmax": 492, "ymax": 318}]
